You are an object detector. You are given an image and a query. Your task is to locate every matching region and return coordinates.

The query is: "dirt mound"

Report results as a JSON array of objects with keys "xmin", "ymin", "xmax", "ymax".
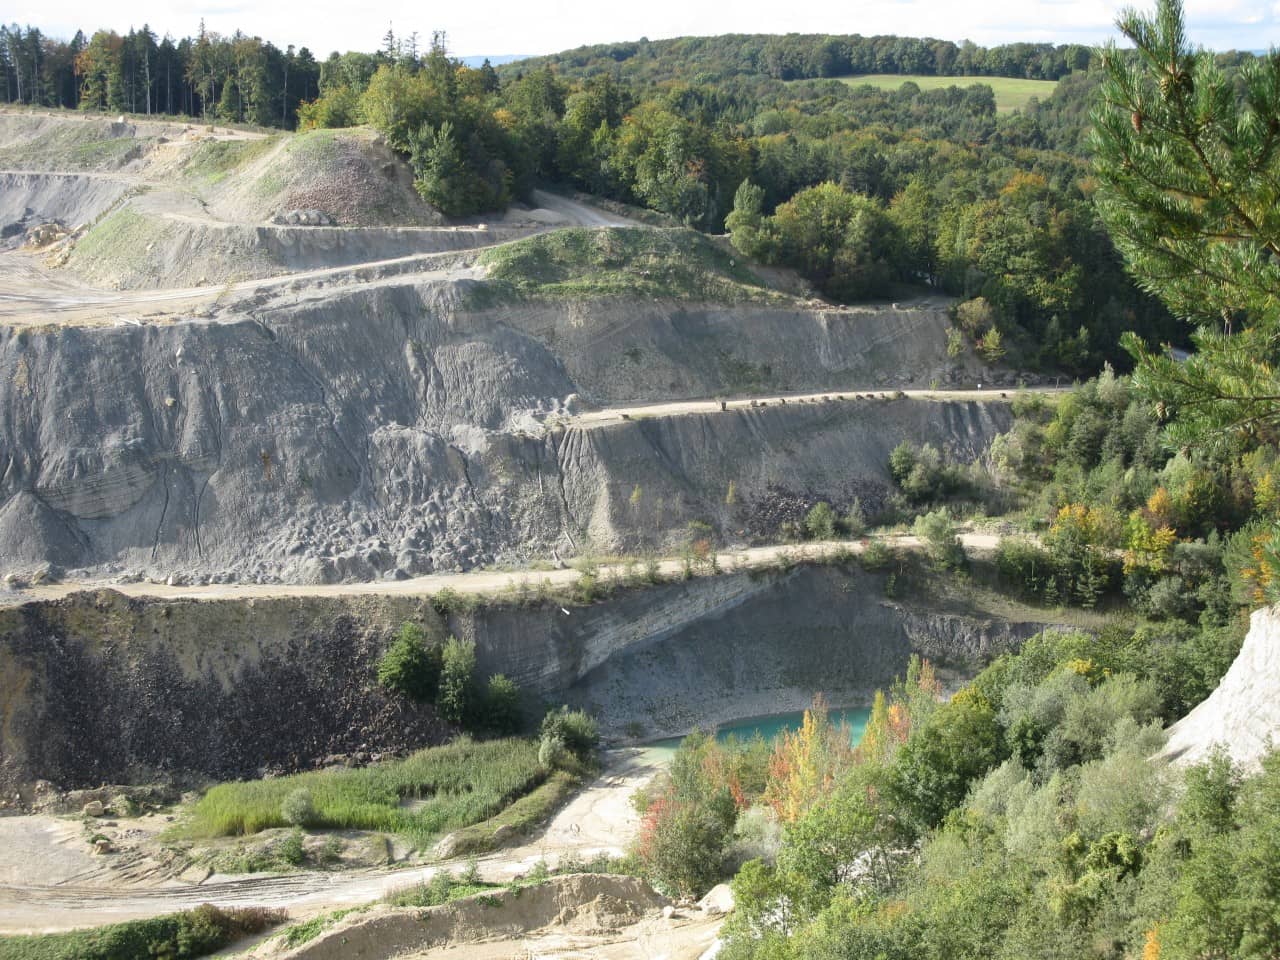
[
  {"xmin": 194, "ymin": 128, "xmax": 443, "ymax": 227},
  {"xmin": 270, "ymin": 875, "xmax": 666, "ymax": 959}
]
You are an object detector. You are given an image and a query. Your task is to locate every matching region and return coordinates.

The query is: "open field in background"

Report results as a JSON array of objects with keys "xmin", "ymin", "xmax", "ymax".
[{"xmin": 833, "ymin": 74, "xmax": 1060, "ymax": 112}]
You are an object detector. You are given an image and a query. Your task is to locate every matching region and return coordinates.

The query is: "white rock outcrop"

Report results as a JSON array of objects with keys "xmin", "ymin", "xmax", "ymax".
[{"xmin": 1162, "ymin": 605, "xmax": 1280, "ymax": 770}]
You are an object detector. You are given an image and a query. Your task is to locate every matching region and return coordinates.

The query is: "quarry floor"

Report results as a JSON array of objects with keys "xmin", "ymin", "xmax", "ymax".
[{"xmin": 0, "ymin": 749, "xmax": 666, "ymax": 934}]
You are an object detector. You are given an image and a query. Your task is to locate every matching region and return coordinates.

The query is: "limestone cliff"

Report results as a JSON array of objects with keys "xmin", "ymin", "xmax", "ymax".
[{"xmin": 1162, "ymin": 604, "xmax": 1280, "ymax": 770}]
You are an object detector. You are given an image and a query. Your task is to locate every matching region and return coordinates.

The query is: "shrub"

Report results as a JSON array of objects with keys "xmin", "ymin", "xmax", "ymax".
[
  {"xmin": 861, "ymin": 539, "xmax": 894, "ymax": 570},
  {"xmin": 637, "ymin": 735, "xmax": 740, "ymax": 897},
  {"xmin": 843, "ymin": 498, "xmax": 867, "ymax": 537},
  {"xmin": 956, "ymin": 296, "xmax": 995, "ymax": 336},
  {"xmin": 538, "ymin": 734, "xmax": 568, "ymax": 767},
  {"xmin": 887, "ymin": 689, "xmax": 1003, "ymax": 834},
  {"xmin": 890, "ymin": 441, "xmax": 962, "ymax": 504},
  {"xmin": 431, "ymin": 586, "xmax": 473, "ymax": 616},
  {"xmin": 483, "ymin": 674, "xmax": 522, "ymax": 735},
  {"xmin": 996, "ymin": 537, "xmax": 1053, "ymax": 598},
  {"xmin": 277, "ymin": 827, "xmax": 306, "ymax": 866},
  {"xmin": 805, "ymin": 502, "xmax": 836, "ymax": 540},
  {"xmin": 914, "ymin": 509, "xmax": 965, "ymax": 569},
  {"xmin": 377, "ymin": 623, "xmax": 442, "ymax": 701},
  {"xmin": 540, "ymin": 706, "xmax": 600, "ymax": 761},
  {"xmin": 281, "ymin": 788, "xmax": 316, "ymax": 828},
  {"xmin": 437, "ymin": 636, "xmax": 477, "ymax": 726}
]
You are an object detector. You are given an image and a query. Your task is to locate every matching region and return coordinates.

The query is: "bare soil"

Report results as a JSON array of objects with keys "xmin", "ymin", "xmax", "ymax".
[{"xmin": 0, "ymin": 750, "xmax": 665, "ymax": 934}]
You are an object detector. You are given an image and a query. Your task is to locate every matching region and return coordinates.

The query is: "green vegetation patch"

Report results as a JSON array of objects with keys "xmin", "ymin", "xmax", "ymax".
[
  {"xmin": 833, "ymin": 74, "xmax": 1059, "ymax": 112},
  {"xmin": 69, "ymin": 207, "xmax": 161, "ymax": 265},
  {"xmin": 279, "ymin": 908, "xmax": 357, "ymax": 949},
  {"xmin": 0, "ymin": 904, "xmax": 284, "ymax": 960},
  {"xmin": 439, "ymin": 769, "xmax": 579, "ymax": 857},
  {"xmin": 181, "ymin": 136, "xmax": 278, "ymax": 183},
  {"xmin": 475, "ymin": 227, "xmax": 783, "ymax": 304},
  {"xmin": 185, "ymin": 737, "xmax": 545, "ymax": 848}
]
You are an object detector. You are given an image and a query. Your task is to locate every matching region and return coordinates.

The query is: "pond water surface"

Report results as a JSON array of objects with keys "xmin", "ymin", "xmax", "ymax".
[{"xmin": 643, "ymin": 706, "xmax": 871, "ymax": 761}]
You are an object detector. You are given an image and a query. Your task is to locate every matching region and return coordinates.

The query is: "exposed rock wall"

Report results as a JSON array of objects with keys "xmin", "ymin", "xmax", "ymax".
[
  {"xmin": 482, "ymin": 299, "xmax": 969, "ymax": 402},
  {"xmin": 0, "ymin": 566, "xmax": 1060, "ymax": 793},
  {"xmin": 1161, "ymin": 604, "xmax": 1280, "ymax": 770},
  {"xmin": 0, "ymin": 173, "xmax": 129, "ymax": 238},
  {"xmin": 0, "ymin": 279, "xmax": 1010, "ymax": 582}
]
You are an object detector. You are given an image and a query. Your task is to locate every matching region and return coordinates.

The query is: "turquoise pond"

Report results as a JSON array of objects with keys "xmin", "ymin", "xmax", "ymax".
[{"xmin": 643, "ymin": 707, "xmax": 870, "ymax": 759}]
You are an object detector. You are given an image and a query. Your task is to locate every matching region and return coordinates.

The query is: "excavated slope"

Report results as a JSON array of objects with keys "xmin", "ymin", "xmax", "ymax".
[
  {"xmin": 0, "ymin": 173, "xmax": 129, "ymax": 238},
  {"xmin": 0, "ymin": 565, "xmax": 1060, "ymax": 793},
  {"xmin": 0, "ymin": 277, "xmax": 1005, "ymax": 582}
]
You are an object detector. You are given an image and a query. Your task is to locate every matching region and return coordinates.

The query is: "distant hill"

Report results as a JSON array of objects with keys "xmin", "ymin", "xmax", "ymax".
[{"xmin": 459, "ymin": 54, "xmax": 531, "ymax": 68}]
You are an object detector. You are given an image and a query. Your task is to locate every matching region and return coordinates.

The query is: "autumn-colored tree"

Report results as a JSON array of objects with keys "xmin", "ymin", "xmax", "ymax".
[
  {"xmin": 860, "ymin": 655, "xmax": 943, "ymax": 767},
  {"xmin": 1123, "ymin": 512, "xmax": 1178, "ymax": 576},
  {"xmin": 763, "ymin": 693, "xmax": 855, "ymax": 822}
]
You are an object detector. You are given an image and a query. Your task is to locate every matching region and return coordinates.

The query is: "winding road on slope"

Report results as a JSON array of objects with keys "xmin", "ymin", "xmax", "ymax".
[{"xmin": 2, "ymin": 532, "xmax": 1005, "ymax": 609}]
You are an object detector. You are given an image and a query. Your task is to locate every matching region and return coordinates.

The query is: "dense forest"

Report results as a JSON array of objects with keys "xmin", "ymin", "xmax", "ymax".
[{"xmin": 3, "ymin": 23, "xmax": 1258, "ymax": 371}]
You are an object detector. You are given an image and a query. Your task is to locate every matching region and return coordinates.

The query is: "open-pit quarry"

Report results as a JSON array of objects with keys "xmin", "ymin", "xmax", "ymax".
[{"xmin": 0, "ymin": 109, "xmax": 1075, "ymax": 954}]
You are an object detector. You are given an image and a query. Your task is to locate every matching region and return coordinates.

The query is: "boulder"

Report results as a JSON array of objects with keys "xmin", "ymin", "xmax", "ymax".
[
  {"xmin": 433, "ymin": 832, "xmax": 461, "ymax": 860},
  {"xmin": 82, "ymin": 800, "xmax": 105, "ymax": 817},
  {"xmin": 698, "ymin": 883, "xmax": 735, "ymax": 915}
]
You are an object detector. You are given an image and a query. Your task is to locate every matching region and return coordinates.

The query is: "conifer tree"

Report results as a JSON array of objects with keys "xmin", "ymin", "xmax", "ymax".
[{"xmin": 1092, "ymin": 0, "xmax": 1280, "ymax": 445}]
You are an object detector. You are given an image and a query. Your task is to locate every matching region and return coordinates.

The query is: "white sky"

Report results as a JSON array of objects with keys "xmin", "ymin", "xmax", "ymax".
[{"xmin": 7, "ymin": 0, "xmax": 1279, "ymax": 59}]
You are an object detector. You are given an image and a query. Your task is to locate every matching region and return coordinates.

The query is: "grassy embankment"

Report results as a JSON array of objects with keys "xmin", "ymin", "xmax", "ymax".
[
  {"xmin": 474, "ymin": 226, "xmax": 790, "ymax": 304},
  {"xmin": 834, "ymin": 74, "xmax": 1059, "ymax": 112},
  {"xmin": 185, "ymin": 737, "xmax": 553, "ymax": 849},
  {"xmin": 0, "ymin": 906, "xmax": 283, "ymax": 960}
]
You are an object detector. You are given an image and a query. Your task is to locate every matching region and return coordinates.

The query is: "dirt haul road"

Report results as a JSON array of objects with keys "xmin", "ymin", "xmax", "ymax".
[
  {"xmin": 0, "ymin": 750, "xmax": 666, "ymax": 933},
  {"xmin": 569, "ymin": 385, "xmax": 1068, "ymax": 427},
  {"xmin": 2, "ymin": 533, "xmax": 1004, "ymax": 609}
]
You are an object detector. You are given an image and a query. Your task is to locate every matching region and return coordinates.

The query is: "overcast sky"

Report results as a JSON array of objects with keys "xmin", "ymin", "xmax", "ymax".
[{"xmin": 8, "ymin": 0, "xmax": 1278, "ymax": 59}]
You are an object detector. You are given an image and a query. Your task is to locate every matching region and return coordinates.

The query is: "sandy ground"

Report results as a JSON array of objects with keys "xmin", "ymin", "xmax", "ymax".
[
  {"xmin": 0, "ymin": 749, "xmax": 667, "ymax": 934},
  {"xmin": 0, "ymin": 817, "xmax": 102, "ymax": 887},
  {"xmin": 397, "ymin": 910, "xmax": 724, "ymax": 960},
  {"xmin": 1, "ymin": 534, "xmax": 1003, "ymax": 609}
]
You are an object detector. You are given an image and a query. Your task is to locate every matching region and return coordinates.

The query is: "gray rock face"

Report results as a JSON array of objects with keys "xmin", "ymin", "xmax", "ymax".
[
  {"xmin": 0, "ymin": 280, "xmax": 1006, "ymax": 582},
  {"xmin": 0, "ymin": 173, "xmax": 128, "ymax": 240},
  {"xmin": 0, "ymin": 566, "xmax": 1064, "ymax": 792}
]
